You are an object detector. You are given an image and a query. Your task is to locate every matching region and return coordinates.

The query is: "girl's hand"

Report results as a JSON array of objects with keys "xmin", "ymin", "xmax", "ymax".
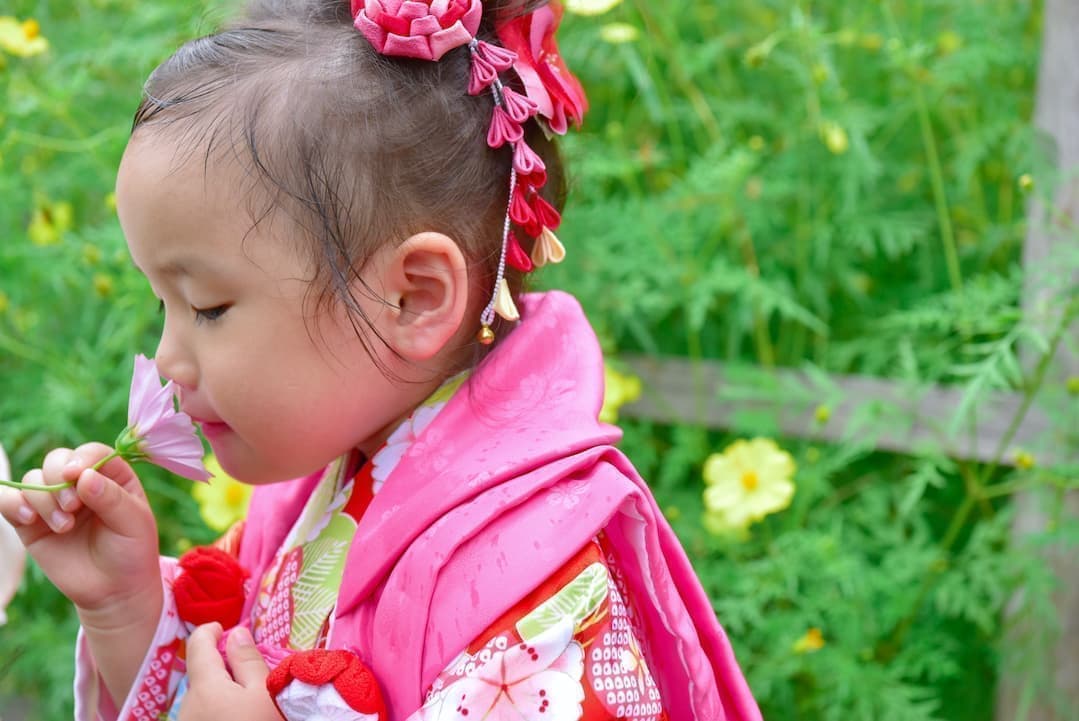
[
  {"xmin": 180, "ymin": 624, "xmax": 283, "ymax": 721},
  {"xmin": 0, "ymin": 442, "xmax": 161, "ymax": 618}
]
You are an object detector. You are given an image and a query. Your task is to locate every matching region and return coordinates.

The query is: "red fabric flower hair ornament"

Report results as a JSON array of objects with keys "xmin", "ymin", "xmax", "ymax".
[{"xmin": 350, "ymin": 0, "xmax": 587, "ymax": 343}]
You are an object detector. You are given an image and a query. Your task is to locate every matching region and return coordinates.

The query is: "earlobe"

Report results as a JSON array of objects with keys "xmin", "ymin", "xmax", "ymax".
[{"xmin": 378, "ymin": 232, "xmax": 469, "ymax": 361}]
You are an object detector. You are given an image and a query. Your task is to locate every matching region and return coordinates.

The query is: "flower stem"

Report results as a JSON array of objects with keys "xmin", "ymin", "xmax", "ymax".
[
  {"xmin": 92, "ymin": 450, "xmax": 121, "ymax": 471},
  {"xmin": 0, "ymin": 478, "xmax": 71, "ymax": 492},
  {"xmin": 0, "ymin": 449, "xmax": 121, "ymax": 492}
]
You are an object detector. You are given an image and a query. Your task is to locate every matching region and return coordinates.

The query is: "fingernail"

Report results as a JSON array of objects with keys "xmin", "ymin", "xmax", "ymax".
[
  {"xmin": 64, "ymin": 457, "xmax": 83, "ymax": 471},
  {"xmin": 232, "ymin": 626, "xmax": 253, "ymax": 647},
  {"xmin": 83, "ymin": 471, "xmax": 104, "ymax": 497},
  {"xmin": 58, "ymin": 488, "xmax": 78, "ymax": 510},
  {"xmin": 16, "ymin": 505, "xmax": 35, "ymax": 524},
  {"xmin": 50, "ymin": 510, "xmax": 72, "ymax": 531}
]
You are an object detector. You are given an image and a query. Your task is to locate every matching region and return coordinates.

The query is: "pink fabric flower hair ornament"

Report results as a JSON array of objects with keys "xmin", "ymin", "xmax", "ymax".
[
  {"xmin": 350, "ymin": 0, "xmax": 586, "ymax": 343},
  {"xmin": 0, "ymin": 354, "xmax": 210, "ymax": 492}
]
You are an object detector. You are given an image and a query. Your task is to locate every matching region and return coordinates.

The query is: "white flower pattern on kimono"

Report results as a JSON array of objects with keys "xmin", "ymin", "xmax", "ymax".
[
  {"xmin": 371, "ymin": 402, "xmax": 446, "ymax": 494},
  {"xmin": 414, "ymin": 619, "xmax": 585, "ymax": 720},
  {"xmin": 275, "ymin": 680, "xmax": 380, "ymax": 721},
  {"xmin": 305, "ymin": 478, "xmax": 353, "ymax": 543}
]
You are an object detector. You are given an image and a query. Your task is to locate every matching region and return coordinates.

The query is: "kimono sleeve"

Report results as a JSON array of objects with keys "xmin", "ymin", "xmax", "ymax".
[
  {"xmin": 406, "ymin": 534, "xmax": 669, "ymax": 720},
  {"xmin": 73, "ymin": 556, "xmax": 189, "ymax": 721},
  {"xmin": 73, "ymin": 521, "xmax": 247, "ymax": 721}
]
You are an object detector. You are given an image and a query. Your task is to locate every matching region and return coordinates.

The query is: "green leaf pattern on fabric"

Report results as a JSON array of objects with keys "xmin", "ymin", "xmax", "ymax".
[{"xmin": 516, "ymin": 561, "xmax": 609, "ymax": 641}]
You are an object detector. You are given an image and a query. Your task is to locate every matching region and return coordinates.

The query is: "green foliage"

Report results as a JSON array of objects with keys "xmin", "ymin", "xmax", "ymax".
[{"xmin": 1, "ymin": 0, "xmax": 1077, "ymax": 720}]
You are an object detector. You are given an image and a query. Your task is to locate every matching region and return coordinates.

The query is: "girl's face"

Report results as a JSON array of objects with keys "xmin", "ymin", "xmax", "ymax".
[{"xmin": 116, "ymin": 134, "xmax": 420, "ymax": 484}]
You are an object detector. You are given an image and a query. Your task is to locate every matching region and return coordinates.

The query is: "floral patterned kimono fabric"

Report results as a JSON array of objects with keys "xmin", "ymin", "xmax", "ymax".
[{"xmin": 73, "ymin": 290, "xmax": 761, "ymax": 721}]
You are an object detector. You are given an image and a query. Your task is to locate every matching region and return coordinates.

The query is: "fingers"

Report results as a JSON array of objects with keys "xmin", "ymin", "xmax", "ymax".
[
  {"xmin": 20, "ymin": 467, "xmax": 74, "ymax": 533},
  {"xmin": 73, "ymin": 467, "xmax": 150, "ymax": 540},
  {"xmin": 43, "ymin": 447, "xmax": 84, "ymax": 514},
  {"xmin": 186, "ymin": 622, "xmax": 225, "ymax": 687},
  {"xmin": 0, "ymin": 443, "xmax": 150, "ymax": 547},
  {"xmin": 71, "ymin": 443, "xmax": 143, "ymax": 501},
  {"xmin": 0, "ymin": 485, "xmax": 42, "ymax": 537},
  {"xmin": 19, "ymin": 447, "xmax": 79, "ymax": 532},
  {"xmin": 224, "ymin": 627, "xmax": 270, "ymax": 689}
]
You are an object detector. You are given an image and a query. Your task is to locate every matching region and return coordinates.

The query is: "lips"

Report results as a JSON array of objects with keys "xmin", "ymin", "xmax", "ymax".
[{"xmin": 181, "ymin": 407, "xmax": 230, "ymax": 434}]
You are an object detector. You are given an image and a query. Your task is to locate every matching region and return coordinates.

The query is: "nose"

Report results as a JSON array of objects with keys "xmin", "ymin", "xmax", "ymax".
[{"xmin": 154, "ymin": 314, "xmax": 198, "ymax": 390}]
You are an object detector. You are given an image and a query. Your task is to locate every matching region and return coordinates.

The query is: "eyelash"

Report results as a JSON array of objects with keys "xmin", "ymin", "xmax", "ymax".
[
  {"xmin": 156, "ymin": 300, "xmax": 230, "ymax": 324},
  {"xmin": 193, "ymin": 305, "xmax": 230, "ymax": 324}
]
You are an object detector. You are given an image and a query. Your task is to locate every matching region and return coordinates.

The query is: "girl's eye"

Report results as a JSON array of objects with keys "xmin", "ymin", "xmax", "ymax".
[{"xmin": 193, "ymin": 304, "xmax": 230, "ymax": 324}]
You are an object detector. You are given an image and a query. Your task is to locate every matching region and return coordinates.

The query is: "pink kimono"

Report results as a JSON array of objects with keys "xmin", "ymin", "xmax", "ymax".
[{"xmin": 75, "ymin": 291, "xmax": 761, "ymax": 721}]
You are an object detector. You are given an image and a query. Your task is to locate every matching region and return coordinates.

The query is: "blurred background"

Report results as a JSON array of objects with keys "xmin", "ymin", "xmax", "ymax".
[{"xmin": 1, "ymin": 0, "xmax": 1077, "ymax": 719}]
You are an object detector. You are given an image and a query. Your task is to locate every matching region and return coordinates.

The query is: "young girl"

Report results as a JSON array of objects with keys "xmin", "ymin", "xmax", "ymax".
[{"xmin": 0, "ymin": 0, "xmax": 761, "ymax": 719}]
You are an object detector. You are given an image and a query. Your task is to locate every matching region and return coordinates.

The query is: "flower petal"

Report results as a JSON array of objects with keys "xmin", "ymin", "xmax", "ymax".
[
  {"xmin": 141, "ymin": 414, "xmax": 210, "ymax": 481},
  {"xmin": 128, "ymin": 354, "xmax": 164, "ymax": 427},
  {"xmin": 502, "ymin": 617, "xmax": 575, "ymax": 684}
]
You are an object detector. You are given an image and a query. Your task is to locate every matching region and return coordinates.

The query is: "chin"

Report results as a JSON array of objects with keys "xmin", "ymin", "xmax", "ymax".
[{"xmin": 230, "ymin": 455, "xmax": 337, "ymax": 486}]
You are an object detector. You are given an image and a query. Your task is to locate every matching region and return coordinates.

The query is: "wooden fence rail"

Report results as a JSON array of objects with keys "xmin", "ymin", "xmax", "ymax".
[{"xmin": 618, "ymin": 354, "xmax": 1070, "ymax": 467}]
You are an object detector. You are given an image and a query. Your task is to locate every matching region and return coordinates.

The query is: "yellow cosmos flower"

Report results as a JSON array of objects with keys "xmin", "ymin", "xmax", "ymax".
[
  {"xmin": 820, "ymin": 121, "xmax": 849, "ymax": 155},
  {"xmin": 702, "ymin": 437, "xmax": 795, "ymax": 531},
  {"xmin": 92, "ymin": 274, "xmax": 114, "ymax": 298},
  {"xmin": 192, "ymin": 455, "xmax": 252, "ymax": 532},
  {"xmin": 599, "ymin": 23, "xmax": 639, "ymax": 44},
  {"xmin": 1013, "ymin": 450, "xmax": 1036, "ymax": 471},
  {"xmin": 600, "ymin": 364, "xmax": 642, "ymax": 423},
  {"xmin": 27, "ymin": 200, "xmax": 73, "ymax": 246},
  {"xmin": 0, "ymin": 17, "xmax": 49, "ymax": 58},
  {"xmin": 82, "ymin": 244, "xmax": 102, "ymax": 266},
  {"xmin": 565, "ymin": 0, "xmax": 623, "ymax": 16},
  {"xmin": 793, "ymin": 627, "xmax": 825, "ymax": 654},
  {"xmin": 936, "ymin": 31, "xmax": 962, "ymax": 56}
]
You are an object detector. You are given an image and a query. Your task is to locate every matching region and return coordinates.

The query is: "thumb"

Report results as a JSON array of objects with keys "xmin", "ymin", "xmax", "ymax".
[
  {"xmin": 186, "ymin": 622, "xmax": 225, "ymax": 687},
  {"xmin": 74, "ymin": 467, "xmax": 151, "ymax": 539},
  {"xmin": 225, "ymin": 626, "xmax": 269, "ymax": 688}
]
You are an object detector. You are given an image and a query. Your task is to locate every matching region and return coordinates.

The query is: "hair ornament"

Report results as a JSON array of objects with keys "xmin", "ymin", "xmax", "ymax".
[
  {"xmin": 532, "ymin": 226, "xmax": 565, "ymax": 267},
  {"xmin": 509, "ymin": 184, "xmax": 542, "ymax": 237},
  {"xmin": 505, "ymin": 233, "xmax": 534, "ymax": 273},
  {"xmin": 493, "ymin": 277, "xmax": 521, "ymax": 321},
  {"xmin": 487, "ymin": 105, "xmax": 524, "ymax": 148},
  {"xmin": 511, "ymin": 140, "xmax": 545, "ymax": 179},
  {"xmin": 499, "ymin": 87, "xmax": 538, "ymax": 123},
  {"xmin": 531, "ymin": 191, "xmax": 561, "ymax": 229},
  {"xmin": 467, "ymin": 40, "xmax": 516, "ymax": 95},
  {"xmin": 348, "ymin": 0, "xmax": 586, "ymax": 343},
  {"xmin": 495, "ymin": 3, "xmax": 587, "ymax": 134},
  {"xmin": 351, "ymin": 0, "xmax": 482, "ymax": 61}
]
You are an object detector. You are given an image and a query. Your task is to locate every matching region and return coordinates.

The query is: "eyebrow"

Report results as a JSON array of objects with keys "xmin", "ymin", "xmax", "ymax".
[{"xmin": 131, "ymin": 257, "xmax": 208, "ymax": 278}]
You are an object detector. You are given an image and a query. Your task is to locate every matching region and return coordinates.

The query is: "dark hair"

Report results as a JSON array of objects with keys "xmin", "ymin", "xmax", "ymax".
[{"xmin": 131, "ymin": 0, "xmax": 565, "ymax": 369}]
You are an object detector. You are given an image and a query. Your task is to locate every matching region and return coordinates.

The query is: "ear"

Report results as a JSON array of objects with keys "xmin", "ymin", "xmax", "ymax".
[{"xmin": 375, "ymin": 232, "xmax": 470, "ymax": 361}]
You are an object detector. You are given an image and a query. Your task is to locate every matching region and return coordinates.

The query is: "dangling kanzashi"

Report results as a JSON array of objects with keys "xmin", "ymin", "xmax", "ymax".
[{"xmin": 348, "ymin": 0, "xmax": 586, "ymax": 343}]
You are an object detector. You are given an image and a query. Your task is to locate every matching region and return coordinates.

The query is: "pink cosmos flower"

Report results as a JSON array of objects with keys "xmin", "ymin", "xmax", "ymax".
[
  {"xmin": 114, "ymin": 354, "xmax": 210, "ymax": 481},
  {"xmin": 352, "ymin": 0, "xmax": 483, "ymax": 61}
]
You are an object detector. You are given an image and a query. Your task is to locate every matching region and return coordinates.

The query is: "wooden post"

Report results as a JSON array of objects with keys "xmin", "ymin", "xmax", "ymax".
[{"xmin": 997, "ymin": 0, "xmax": 1079, "ymax": 718}]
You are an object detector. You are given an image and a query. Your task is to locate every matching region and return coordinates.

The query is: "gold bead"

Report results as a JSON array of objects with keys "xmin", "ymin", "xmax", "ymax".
[{"xmin": 477, "ymin": 325, "xmax": 495, "ymax": 345}]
